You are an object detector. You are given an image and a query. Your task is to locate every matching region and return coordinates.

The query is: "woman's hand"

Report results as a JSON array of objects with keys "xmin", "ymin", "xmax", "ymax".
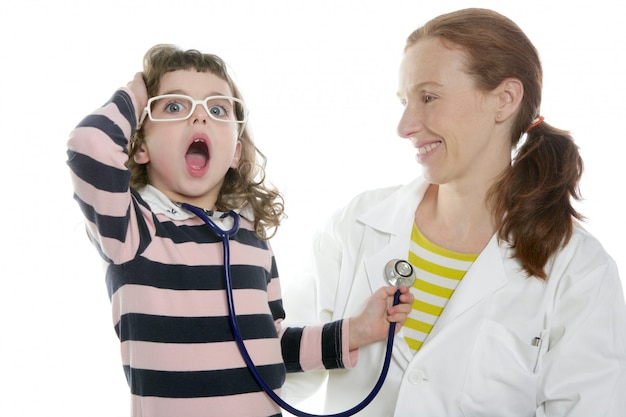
[{"xmin": 348, "ymin": 286, "xmax": 414, "ymax": 350}]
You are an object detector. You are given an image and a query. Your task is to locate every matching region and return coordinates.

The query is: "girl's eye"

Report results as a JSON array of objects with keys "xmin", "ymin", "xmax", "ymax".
[
  {"xmin": 423, "ymin": 94, "xmax": 436, "ymax": 103},
  {"xmin": 209, "ymin": 105, "xmax": 227, "ymax": 118},
  {"xmin": 165, "ymin": 101, "xmax": 185, "ymax": 114}
]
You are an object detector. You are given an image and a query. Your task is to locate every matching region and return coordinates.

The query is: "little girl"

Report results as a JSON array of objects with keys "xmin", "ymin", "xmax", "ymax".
[{"xmin": 67, "ymin": 44, "xmax": 412, "ymax": 417}]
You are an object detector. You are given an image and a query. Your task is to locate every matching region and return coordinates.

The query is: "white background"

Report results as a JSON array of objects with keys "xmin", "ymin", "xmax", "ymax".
[{"xmin": 1, "ymin": 1, "xmax": 624, "ymax": 416}]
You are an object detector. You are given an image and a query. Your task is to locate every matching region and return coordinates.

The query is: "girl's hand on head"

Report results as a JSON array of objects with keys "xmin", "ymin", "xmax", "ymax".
[
  {"xmin": 127, "ymin": 72, "xmax": 148, "ymax": 124},
  {"xmin": 348, "ymin": 286, "xmax": 414, "ymax": 350}
]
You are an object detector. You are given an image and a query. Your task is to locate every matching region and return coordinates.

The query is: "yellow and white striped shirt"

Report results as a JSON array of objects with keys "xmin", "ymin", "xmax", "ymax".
[{"xmin": 404, "ymin": 223, "xmax": 478, "ymax": 352}]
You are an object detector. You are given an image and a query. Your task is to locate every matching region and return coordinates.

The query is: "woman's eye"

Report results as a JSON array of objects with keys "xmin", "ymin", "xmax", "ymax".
[{"xmin": 423, "ymin": 94, "xmax": 436, "ymax": 103}]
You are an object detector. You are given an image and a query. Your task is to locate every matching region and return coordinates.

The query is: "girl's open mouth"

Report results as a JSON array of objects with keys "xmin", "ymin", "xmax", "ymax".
[{"xmin": 185, "ymin": 139, "xmax": 210, "ymax": 175}]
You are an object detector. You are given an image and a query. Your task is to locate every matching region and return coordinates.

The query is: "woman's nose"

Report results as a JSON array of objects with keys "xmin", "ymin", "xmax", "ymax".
[{"xmin": 396, "ymin": 106, "xmax": 423, "ymax": 139}]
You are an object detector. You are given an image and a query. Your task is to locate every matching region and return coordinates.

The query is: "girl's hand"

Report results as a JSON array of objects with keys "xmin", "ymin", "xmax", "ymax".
[
  {"xmin": 348, "ymin": 286, "xmax": 414, "ymax": 350},
  {"xmin": 127, "ymin": 72, "xmax": 148, "ymax": 125}
]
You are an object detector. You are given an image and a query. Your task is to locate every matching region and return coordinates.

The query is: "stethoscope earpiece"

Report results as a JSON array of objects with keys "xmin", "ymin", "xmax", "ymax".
[{"xmin": 384, "ymin": 259, "xmax": 416, "ymax": 288}]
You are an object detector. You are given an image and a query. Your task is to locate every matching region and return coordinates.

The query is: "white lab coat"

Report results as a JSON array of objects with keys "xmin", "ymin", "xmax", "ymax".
[{"xmin": 283, "ymin": 176, "xmax": 626, "ymax": 417}]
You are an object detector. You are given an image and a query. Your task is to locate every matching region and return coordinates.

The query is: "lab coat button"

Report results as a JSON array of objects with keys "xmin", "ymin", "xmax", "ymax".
[{"xmin": 408, "ymin": 369, "xmax": 426, "ymax": 384}]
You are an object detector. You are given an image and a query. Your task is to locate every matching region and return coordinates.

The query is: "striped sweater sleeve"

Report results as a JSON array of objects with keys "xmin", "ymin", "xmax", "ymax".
[
  {"xmin": 267, "ymin": 252, "xmax": 358, "ymax": 373},
  {"xmin": 67, "ymin": 88, "xmax": 149, "ymax": 264}
]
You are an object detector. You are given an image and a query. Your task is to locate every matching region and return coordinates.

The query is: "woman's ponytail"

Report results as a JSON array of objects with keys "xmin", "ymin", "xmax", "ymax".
[{"xmin": 490, "ymin": 121, "xmax": 584, "ymax": 278}]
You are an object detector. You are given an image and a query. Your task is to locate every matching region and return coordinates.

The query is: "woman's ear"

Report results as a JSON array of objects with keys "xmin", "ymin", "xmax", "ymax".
[
  {"xmin": 495, "ymin": 78, "xmax": 523, "ymax": 122},
  {"xmin": 133, "ymin": 142, "xmax": 150, "ymax": 164}
]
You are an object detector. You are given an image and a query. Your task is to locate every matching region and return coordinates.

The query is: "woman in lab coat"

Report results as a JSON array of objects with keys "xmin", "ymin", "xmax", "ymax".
[{"xmin": 285, "ymin": 8, "xmax": 626, "ymax": 417}]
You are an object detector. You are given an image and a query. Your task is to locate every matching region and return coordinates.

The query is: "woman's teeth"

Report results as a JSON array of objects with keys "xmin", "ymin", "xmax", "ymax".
[{"xmin": 418, "ymin": 142, "xmax": 441, "ymax": 155}]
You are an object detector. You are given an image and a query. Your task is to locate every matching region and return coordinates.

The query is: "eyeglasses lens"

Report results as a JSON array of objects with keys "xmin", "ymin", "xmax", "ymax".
[{"xmin": 149, "ymin": 95, "xmax": 245, "ymax": 123}]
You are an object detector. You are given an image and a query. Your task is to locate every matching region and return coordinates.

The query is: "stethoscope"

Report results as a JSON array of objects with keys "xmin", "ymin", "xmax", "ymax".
[{"xmin": 181, "ymin": 203, "xmax": 416, "ymax": 417}]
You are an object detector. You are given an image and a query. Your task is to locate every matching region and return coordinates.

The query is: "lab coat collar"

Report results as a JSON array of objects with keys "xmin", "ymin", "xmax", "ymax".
[
  {"xmin": 356, "ymin": 176, "xmax": 514, "ymax": 361},
  {"xmin": 393, "ymin": 253, "xmax": 511, "ymax": 364},
  {"xmin": 357, "ymin": 177, "xmax": 429, "ymax": 236},
  {"xmin": 355, "ymin": 177, "xmax": 430, "ymax": 362},
  {"xmin": 429, "ymin": 235, "xmax": 511, "ymax": 338}
]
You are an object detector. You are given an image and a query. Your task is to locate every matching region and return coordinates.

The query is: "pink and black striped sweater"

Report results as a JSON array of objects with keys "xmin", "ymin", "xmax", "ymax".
[{"xmin": 67, "ymin": 88, "xmax": 356, "ymax": 417}]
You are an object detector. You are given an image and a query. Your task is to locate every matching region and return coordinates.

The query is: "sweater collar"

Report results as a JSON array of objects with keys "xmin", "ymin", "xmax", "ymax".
[{"xmin": 137, "ymin": 184, "xmax": 254, "ymax": 225}]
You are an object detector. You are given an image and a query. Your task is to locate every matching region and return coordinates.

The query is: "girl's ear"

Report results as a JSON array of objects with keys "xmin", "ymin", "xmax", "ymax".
[
  {"xmin": 133, "ymin": 142, "xmax": 150, "ymax": 164},
  {"xmin": 230, "ymin": 140, "xmax": 242, "ymax": 169},
  {"xmin": 495, "ymin": 78, "xmax": 523, "ymax": 122}
]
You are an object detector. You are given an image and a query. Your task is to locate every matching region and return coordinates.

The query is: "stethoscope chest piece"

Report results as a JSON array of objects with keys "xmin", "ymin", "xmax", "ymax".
[{"xmin": 384, "ymin": 259, "xmax": 416, "ymax": 288}]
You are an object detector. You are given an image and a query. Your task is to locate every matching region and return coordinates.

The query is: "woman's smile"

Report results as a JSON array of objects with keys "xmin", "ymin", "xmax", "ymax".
[{"xmin": 414, "ymin": 140, "xmax": 442, "ymax": 159}]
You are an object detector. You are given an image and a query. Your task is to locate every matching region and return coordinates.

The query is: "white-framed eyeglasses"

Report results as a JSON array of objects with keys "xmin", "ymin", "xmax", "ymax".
[{"xmin": 139, "ymin": 94, "xmax": 248, "ymax": 125}]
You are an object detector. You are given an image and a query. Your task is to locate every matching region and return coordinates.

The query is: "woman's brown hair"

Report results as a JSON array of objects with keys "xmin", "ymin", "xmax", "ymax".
[
  {"xmin": 127, "ymin": 44, "xmax": 284, "ymax": 239},
  {"xmin": 406, "ymin": 9, "xmax": 584, "ymax": 279}
]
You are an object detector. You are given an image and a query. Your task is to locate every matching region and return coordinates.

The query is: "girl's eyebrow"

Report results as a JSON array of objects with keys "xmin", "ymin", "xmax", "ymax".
[
  {"xmin": 158, "ymin": 89, "xmax": 187, "ymax": 96},
  {"xmin": 159, "ymin": 89, "xmax": 232, "ymax": 97}
]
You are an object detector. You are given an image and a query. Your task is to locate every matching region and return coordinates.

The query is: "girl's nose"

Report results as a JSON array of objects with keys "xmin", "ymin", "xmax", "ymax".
[{"xmin": 191, "ymin": 102, "xmax": 210, "ymax": 124}]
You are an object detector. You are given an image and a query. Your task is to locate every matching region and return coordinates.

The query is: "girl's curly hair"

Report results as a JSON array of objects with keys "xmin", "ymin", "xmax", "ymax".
[{"xmin": 127, "ymin": 44, "xmax": 284, "ymax": 239}]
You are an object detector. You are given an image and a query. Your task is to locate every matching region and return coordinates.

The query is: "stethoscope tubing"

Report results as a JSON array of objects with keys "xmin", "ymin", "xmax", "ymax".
[{"xmin": 183, "ymin": 203, "xmax": 398, "ymax": 417}]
